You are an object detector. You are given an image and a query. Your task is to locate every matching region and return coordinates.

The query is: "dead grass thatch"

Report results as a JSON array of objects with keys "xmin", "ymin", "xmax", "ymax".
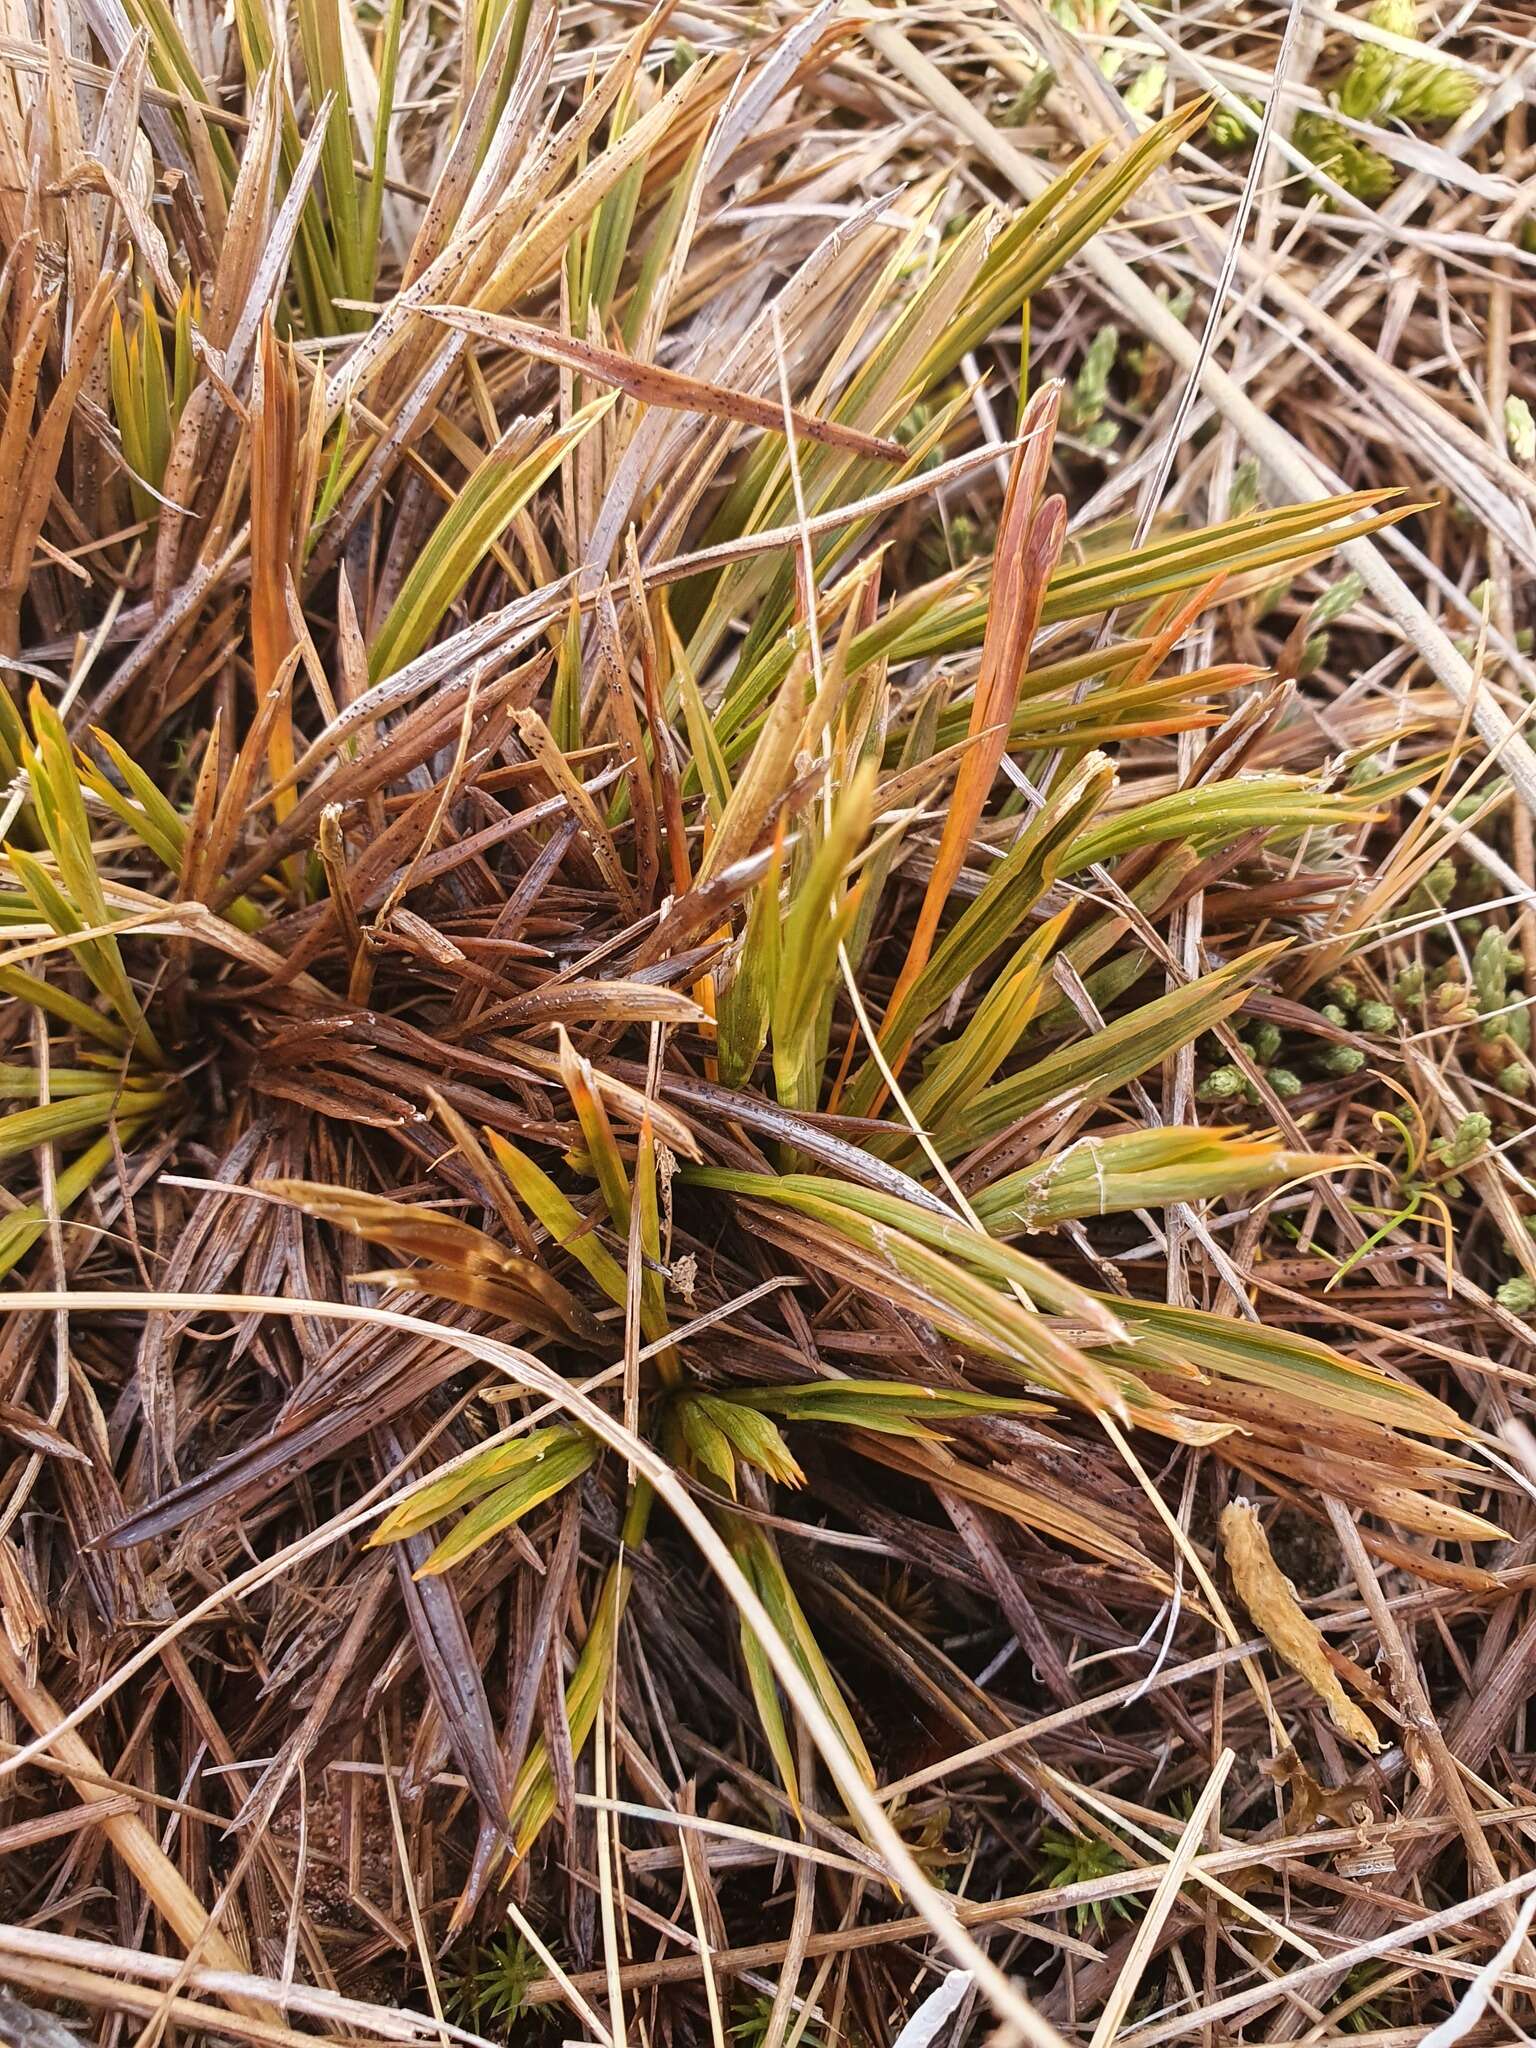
[{"xmin": 1, "ymin": 0, "xmax": 1535, "ymax": 2041}]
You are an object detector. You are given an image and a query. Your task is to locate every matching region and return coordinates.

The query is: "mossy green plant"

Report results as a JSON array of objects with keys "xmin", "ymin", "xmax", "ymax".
[
  {"xmin": 1036, "ymin": 1826, "xmax": 1133, "ymax": 1934},
  {"xmin": 1209, "ymin": 1, "xmax": 1476, "ymax": 210},
  {"xmin": 1335, "ymin": 0, "xmax": 1477, "ymax": 125}
]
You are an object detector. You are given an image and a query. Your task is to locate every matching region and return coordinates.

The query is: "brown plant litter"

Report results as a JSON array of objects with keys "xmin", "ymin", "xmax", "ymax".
[{"xmin": 0, "ymin": 0, "xmax": 1534, "ymax": 2041}]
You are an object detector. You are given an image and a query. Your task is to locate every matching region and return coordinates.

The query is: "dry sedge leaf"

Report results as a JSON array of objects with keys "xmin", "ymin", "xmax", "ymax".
[{"xmin": 1220, "ymin": 1499, "xmax": 1381, "ymax": 1753}]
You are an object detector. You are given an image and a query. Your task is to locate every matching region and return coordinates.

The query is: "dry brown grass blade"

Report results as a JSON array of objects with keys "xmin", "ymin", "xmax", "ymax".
[
  {"xmin": 249, "ymin": 322, "xmax": 301, "ymax": 821},
  {"xmin": 0, "ymin": 1634, "xmax": 275, "ymax": 2020},
  {"xmin": 0, "ymin": 1286, "xmax": 1075, "ymax": 2048},
  {"xmin": 878, "ymin": 382, "xmax": 1066, "ymax": 1077},
  {"xmin": 426, "ymin": 307, "xmax": 908, "ymax": 463}
]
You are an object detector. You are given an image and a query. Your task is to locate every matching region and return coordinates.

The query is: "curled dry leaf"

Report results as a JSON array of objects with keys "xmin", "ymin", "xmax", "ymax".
[{"xmin": 1221, "ymin": 1499, "xmax": 1381, "ymax": 1753}]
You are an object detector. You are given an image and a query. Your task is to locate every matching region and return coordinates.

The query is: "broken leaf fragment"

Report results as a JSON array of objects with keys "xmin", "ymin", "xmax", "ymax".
[{"xmin": 1220, "ymin": 1498, "xmax": 1382, "ymax": 1752}]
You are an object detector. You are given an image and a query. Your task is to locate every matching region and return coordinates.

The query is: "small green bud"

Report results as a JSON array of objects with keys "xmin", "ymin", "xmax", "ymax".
[
  {"xmin": 1208, "ymin": 97, "xmax": 1259, "ymax": 149},
  {"xmin": 1324, "ymin": 976, "xmax": 1359, "ymax": 1011},
  {"xmin": 1165, "ymin": 287, "xmax": 1194, "ymax": 324},
  {"xmin": 1124, "ymin": 59, "xmax": 1166, "ymax": 116},
  {"xmin": 1321, "ymin": 1045, "xmax": 1366, "ymax": 1076},
  {"xmin": 1497, "ymin": 1275, "xmax": 1536, "ymax": 1316},
  {"xmin": 1357, "ymin": 1001, "xmax": 1396, "ymax": 1033},
  {"xmin": 1293, "ymin": 111, "xmax": 1395, "ymax": 207},
  {"xmin": 1008, "ymin": 64, "xmax": 1057, "ymax": 123},
  {"xmin": 666, "ymin": 35, "xmax": 698, "ymax": 78},
  {"xmin": 1486, "ymin": 1004, "xmax": 1520, "ymax": 1042},
  {"xmin": 1065, "ymin": 324, "xmax": 1118, "ymax": 434},
  {"xmin": 1431, "ymin": 980, "xmax": 1472, "ymax": 1022},
  {"xmin": 1367, "ymin": 0, "xmax": 1417, "ymax": 35},
  {"xmin": 1310, "ymin": 571, "xmax": 1365, "ymax": 630},
  {"xmin": 1336, "ymin": 43, "xmax": 1397, "ymax": 123},
  {"xmin": 1435, "ymin": 1111, "xmax": 1491, "ymax": 1171},
  {"xmin": 1297, "ymin": 633, "xmax": 1330, "ymax": 680},
  {"xmin": 1407, "ymin": 858, "xmax": 1457, "ymax": 914},
  {"xmin": 1320, "ymin": 1003, "xmax": 1350, "ymax": 1028},
  {"xmin": 1508, "ymin": 398, "xmax": 1535, "ymax": 466},
  {"xmin": 1198, "ymin": 1066, "xmax": 1244, "ymax": 1101},
  {"xmin": 1474, "ymin": 926, "xmax": 1510, "ymax": 1033},
  {"xmin": 1269, "ymin": 1068, "xmax": 1303, "ymax": 1098},
  {"xmin": 1474, "ymin": 925, "xmax": 1507, "ymax": 995},
  {"xmin": 1386, "ymin": 57, "xmax": 1478, "ymax": 123},
  {"xmin": 1394, "ymin": 963, "xmax": 1425, "ymax": 1002},
  {"xmin": 1338, "ymin": 2, "xmax": 1474, "ymax": 129},
  {"xmin": 1251, "ymin": 1021, "xmax": 1283, "ymax": 1064},
  {"xmin": 1499, "ymin": 1063, "xmax": 1530, "ymax": 1096}
]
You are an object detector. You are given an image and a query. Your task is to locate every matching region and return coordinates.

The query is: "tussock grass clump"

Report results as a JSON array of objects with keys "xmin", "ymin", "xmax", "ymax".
[{"xmin": 0, "ymin": 0, "xmax": 1530, "ymax": 2041}]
